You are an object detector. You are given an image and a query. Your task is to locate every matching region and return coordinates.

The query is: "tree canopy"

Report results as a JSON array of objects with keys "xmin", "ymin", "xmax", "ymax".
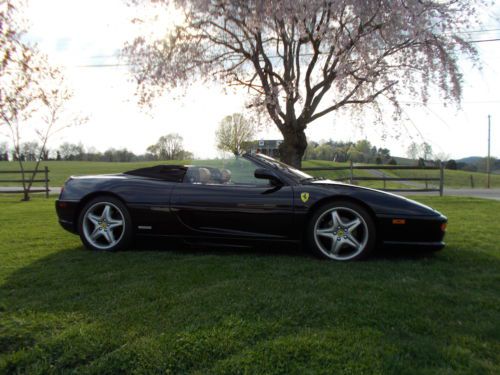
[
  {"xmin": 216, "ymin": 113, "xmax": 256, "ymax": 155},
  {"xmin": 147, "ymin": 133, "xmax": 193, "ymax": 160},
  {"xmin": 125, "ymin": 0, "xmax": 483, "ymax": 167},
  {"xmin": 1, "ymin": 0, "xmax": 83, "ymax": 199}
]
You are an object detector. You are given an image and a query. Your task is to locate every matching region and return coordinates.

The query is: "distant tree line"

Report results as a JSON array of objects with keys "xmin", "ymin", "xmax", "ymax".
[
  {"xmin": 445, "ymin": 157, "xmax": 499, "ymax": 173},
  {"xmin": 1, "ymin": 136, "xmax": 497, "ymax": 173},
  {"xmin": 0, "ymin": 134, "xmax": 193, "ymax": 162},
  {"xmin": 304, "ymin": 140, "xmax": 396, "ymax": 165},
  {"xmin": 404, "ymin": 141, "xmax": 499, "ymax": 172}
]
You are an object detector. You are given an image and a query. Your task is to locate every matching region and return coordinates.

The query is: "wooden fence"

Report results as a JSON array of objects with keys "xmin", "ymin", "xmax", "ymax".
[
  {"xmin": 0, "ymin": 166, "xmax": 50, "ymax": 197},
  {"xmin": 302, "ymin": 161, "xmax": 445, "ymax": 196}
]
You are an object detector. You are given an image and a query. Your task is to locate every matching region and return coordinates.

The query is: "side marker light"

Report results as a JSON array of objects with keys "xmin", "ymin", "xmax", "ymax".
[{"xmin": 392, "ymin": 219, "xmax": 406, "ymax": 225}]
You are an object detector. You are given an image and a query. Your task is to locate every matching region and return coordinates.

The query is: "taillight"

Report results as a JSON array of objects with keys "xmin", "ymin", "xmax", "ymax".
[{"xmin": 441, "ymin": 223, "xmax": 447, "ymax": 232}]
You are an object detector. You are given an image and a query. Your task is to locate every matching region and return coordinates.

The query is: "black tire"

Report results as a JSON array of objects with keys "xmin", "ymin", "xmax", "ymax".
[
  {"xmin": 77, "ymin": 196, "xmax": 133, "ymax": 251},
  {"xmin": 306, "ymin": 200, "xmax": 376, "ymax": 261}
]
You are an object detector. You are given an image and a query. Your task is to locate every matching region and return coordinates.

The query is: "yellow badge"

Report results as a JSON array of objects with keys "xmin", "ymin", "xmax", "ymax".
[{"xmin": 300, "ymin": 192, "xmax": 310, "ymax": 203}]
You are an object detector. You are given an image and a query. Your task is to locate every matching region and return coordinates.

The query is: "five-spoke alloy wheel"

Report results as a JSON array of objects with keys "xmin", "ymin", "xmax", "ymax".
[
  {"xmin": 307, "ymin": 201, "xmax": 375, "ymax": 261},
  {"xmin": 78, "ymin": 196, "xmax": 132, "ymax": 251}
]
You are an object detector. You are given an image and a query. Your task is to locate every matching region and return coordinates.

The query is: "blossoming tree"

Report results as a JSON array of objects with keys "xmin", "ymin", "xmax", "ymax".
[{"xmin": 125, "ymin": 0, "xmax": 482, "ymax": 167}]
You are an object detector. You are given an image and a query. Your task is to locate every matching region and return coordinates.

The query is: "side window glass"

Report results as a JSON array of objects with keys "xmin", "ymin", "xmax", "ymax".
[
  {"xmin": 183, "ymin": 157, "xmax": 271, "ymax": 186},
  {"xmin": 226, "ymin": 158, "xmax": 266, "ymax": 185}
]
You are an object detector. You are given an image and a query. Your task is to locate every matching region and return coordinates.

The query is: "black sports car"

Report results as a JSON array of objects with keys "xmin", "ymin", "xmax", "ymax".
[{"xmin": 55, "ymin": 153, "xmax": 447, "ymax": 261}]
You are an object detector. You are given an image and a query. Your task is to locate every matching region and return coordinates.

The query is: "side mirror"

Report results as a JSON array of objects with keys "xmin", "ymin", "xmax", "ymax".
[{"xmin": 254, "ymin": 168, "xmax": 283, "ymax": 186}]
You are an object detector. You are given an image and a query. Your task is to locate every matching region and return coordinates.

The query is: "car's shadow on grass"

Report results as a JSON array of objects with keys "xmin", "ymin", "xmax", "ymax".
[
  {"xmin": 131, "ymin": 236, "xmax": 309, "ymax": 258},
  {"xmin": 1, "ymin": 242, "xmax": 499, "ymax": 373},
  {"xmin": 129, "ymin": 236, "xmax": 443, "ymax": 261}
]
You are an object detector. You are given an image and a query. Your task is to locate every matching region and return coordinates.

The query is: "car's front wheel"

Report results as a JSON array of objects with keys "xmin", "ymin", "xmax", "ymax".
[
  {"xmin": 307, "ymin": 201, "xmax": 376, "ymax": 261},
  {"xmin": 78, "ymin": 196, "xmax": 132, "ymax": 251}
]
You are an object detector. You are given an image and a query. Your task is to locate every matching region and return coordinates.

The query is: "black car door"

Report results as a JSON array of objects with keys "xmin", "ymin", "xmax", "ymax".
[{"xmin": 170, "ymin": 179, "xmax": 295, "ymax": 240}]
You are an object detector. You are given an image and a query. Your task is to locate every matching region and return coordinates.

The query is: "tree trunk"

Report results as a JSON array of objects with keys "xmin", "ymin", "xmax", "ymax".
[
  {"xmin": 16, "ymin": 156, "xmax": 30, "ymax": 201},
  {"xmin": 279, "ymin": 128, "xmax": 308, "ymax": 169}
]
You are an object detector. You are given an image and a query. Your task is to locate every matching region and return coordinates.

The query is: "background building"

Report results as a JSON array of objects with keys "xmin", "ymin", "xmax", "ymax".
[{"xmin": 247, "ymin": 139, "xmax": 283, "ymax": 158}]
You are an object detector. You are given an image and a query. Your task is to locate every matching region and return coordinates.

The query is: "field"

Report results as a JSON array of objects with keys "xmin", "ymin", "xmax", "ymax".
[
  {"xmin": 388, "ymin": 168, "xmax": 499, "ymax": 189},
  {"xmin": 0, "ymin": 160, "xmax": 191, "ymax": 188},
  {"xmin": 0, "ymin": 195, "xmax": 499, "ymax": 374},
  {"xmin": 1, "ymin": 159, "xmax": 499, "ymax": 190}
]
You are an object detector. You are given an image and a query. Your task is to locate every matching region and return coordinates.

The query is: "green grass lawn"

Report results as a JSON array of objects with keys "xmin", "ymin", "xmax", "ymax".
[
  {"xmin": 0, "ymin": 161, "xmax": 192, "ymax": 188},
  {"xmin": 2, "ymin": 159, "xmax": 498, "ymax": 191},
  {"xmin": 302, "ymin": 160, "xmax": 409, "ymax": 189},
  {"xmin": 0, "ymin": 195, "xmax": 499, "ymax": 374},
  {"xmin": 390, "ymin": 167, "xmax": 500, "ymax": 189},
  {"xmin": 302, "ymin": 161, "xmax": 500, "ymax": 189}
]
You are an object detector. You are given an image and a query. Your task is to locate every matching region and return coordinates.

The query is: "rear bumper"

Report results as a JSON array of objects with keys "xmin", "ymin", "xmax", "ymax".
[{"xmin": 55, "ymin": 200, "xmax": 79, "ymax": 234}]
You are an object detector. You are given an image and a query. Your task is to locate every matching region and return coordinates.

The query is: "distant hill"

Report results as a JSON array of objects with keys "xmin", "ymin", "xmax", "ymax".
[
  {"xmin": 457, "ymin": 156, "xmax": 482, "ymax": 164},
  {"xmin": 391, "ymin": 156, "xmax": 416, "ymax": 166}
]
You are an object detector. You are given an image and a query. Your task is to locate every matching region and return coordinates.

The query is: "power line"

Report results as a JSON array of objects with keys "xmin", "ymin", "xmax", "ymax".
[
  {"xmin": 71, "ymin": 37, "xmax": 500, "ymax": 69},
  {"xmin": 455, "ymin": 28, "xmax": 500, "ymax": 34},
  {"xmin": 402, "ymin": 100, "xmax": 500, "ymax": 105},
  {"xmin": 468, "ymin": 38, "xmax": 500, "ymax": 43}
]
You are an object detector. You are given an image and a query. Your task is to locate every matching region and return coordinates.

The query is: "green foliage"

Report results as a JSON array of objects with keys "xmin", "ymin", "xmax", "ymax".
[
  {"xmin": 303, "ymin": 140, "xmax": 392, "ymax": 164},
  {"xmin": 446, "ymin": 159, "xmax": 457, "ymax": 170},
  {"xmin": 0, "ymin": 195, "xmax": 499, "ymax": 373}
]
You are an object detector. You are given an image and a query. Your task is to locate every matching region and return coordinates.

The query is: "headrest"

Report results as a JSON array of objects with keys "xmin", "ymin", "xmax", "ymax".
[
  {"xmin": 198, "ymin": 167, "xmax": 211, "ymax": 183},
  {"xmin": 220, "ymin": 169, "xmax": 231, "ymax": 183}
]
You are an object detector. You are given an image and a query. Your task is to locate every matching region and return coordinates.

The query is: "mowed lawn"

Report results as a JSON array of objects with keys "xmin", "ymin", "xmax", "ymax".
[
  {"xmin": 1, "ymin": 160, "xmax": 499, "ymax": 189},
  {"xmin": 0, "ymin": 195, "xmax": 499, "ymax": 374}
]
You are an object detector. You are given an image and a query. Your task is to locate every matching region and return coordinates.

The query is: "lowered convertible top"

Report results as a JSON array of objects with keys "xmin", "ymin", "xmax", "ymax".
[{"xmin": 124, "ymin": 165, "xmax": 188, "ymax": 182}]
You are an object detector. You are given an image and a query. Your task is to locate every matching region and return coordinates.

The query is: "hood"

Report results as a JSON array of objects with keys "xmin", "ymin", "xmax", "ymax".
[{"xmin": 309, "ymin": 179, "xmax": 443, "ymax": 217}]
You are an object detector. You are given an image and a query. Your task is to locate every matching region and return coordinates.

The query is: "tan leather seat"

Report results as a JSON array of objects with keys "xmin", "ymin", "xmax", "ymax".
[{"xmin": 198, "ymin": 168, "xmax": 211, "ymax": 184}]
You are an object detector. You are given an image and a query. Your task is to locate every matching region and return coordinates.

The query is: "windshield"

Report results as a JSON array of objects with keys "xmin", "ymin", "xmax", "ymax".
[{"xmin": 251, "ymin": 153, "xmax": 313, "ymax": 181}]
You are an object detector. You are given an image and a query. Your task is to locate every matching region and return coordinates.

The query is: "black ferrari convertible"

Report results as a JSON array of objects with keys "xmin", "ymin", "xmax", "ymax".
[{"xmin": 55, "ymin": 153, "xmax": 447, "ymax": 261}]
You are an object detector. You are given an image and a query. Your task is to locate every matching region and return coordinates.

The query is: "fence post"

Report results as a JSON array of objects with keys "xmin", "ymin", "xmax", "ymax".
[
  {"xmin": 383, "ymin": 176, "xmax": 386, "ymax": 189},
  {"xmin": 44, "ymin": 166, "xmax": 49, "ymax": 198},
  {"xmin": 349, "ymin": 160, "xmax": 353, "ymax": 184},
  {"xmin": 439, "ymin": 162, "xmax": 444, "ymax": 197},
  {"xmin": 425, "ymin": 175, "xmax": 428, "ymax": 189},
  {"xmin": 470, "ymin": 175, "xmax": 474, "ymax": 188}
]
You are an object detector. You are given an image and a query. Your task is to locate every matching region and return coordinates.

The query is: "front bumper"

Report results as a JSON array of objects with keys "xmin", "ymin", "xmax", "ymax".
[{"xmin": 377, "ymin": 213, "xmax": 447, "ymax": 250}]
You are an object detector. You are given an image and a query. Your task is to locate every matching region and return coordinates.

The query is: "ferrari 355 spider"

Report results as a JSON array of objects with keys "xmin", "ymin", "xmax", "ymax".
[{"xmin": 55, "ymin": 153, "xmax": 447, "ymax": 261}]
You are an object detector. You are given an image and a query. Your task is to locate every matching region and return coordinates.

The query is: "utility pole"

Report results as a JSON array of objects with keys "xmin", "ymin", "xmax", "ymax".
[{"xmin": 487, "ymin": 115, "xmax": 491, "ymax": 189}]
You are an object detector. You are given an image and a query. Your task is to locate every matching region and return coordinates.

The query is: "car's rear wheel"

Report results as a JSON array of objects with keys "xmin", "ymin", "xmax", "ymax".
[
  {"xmin": 78, "ymin": 196, "xmax": 132, "ymax": 251},
  {"xmin": 307, "ymin": 201, "xmax": 376, "ymax": 261}
]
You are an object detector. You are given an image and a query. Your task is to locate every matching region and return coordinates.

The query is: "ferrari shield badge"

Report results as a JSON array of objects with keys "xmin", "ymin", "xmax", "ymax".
[{"xmin": 300, "ymin": 192, "xmax": 310, "ymax": 203}]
